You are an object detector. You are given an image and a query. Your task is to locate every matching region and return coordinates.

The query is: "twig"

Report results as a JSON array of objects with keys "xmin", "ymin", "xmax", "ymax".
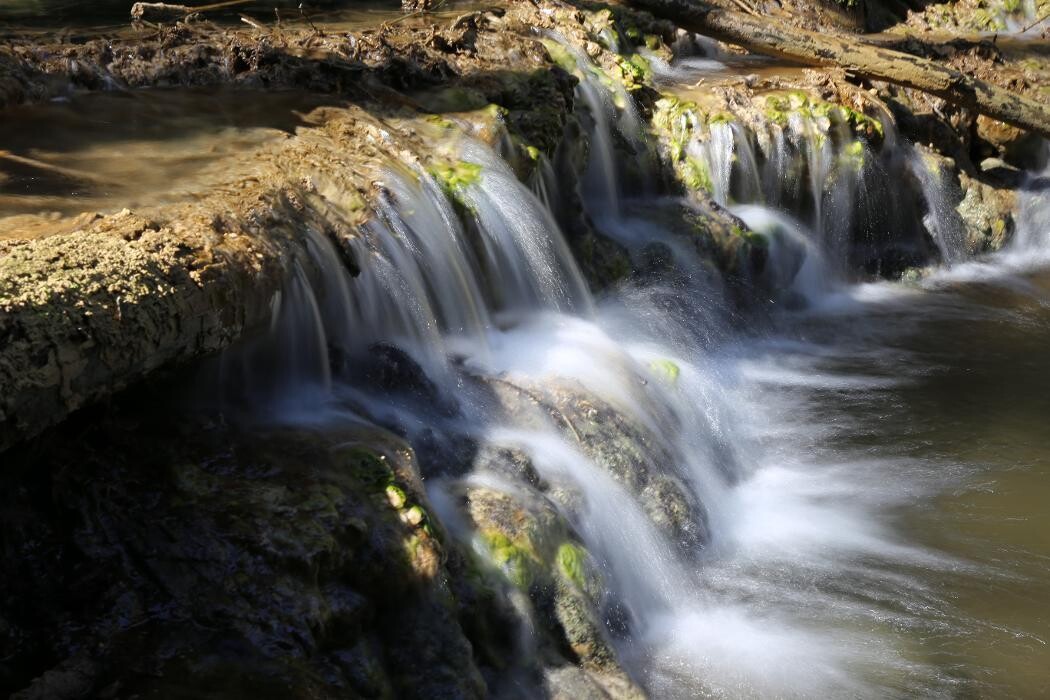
[
  {"xmin": 727, "ymin": 0, "xmax": 759, "ymax": 17},
  {"xmin": 1020, "ymin": 11, "xmax": 1050, "ymax": 33},
  {"xmin": 298, "ymin": 2, "xmax": 321, "ymax": 34},
  {"xmin": 240, "ymin": 14, "xmax": 267, "ymax": 31},
  {"xmin": 0, "ymin": 150, "xmax": 113, "ymax": 184},
  {"xmin": 131, "ymin": 0, "xmax": 252, "ymax": 23},
  {"xmin": 187, "ymin": 0, "xmax": 254, "ymax": 13}
]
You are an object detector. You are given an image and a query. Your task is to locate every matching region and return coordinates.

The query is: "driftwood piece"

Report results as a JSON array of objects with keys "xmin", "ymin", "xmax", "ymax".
[
  {"xmin": 130, "ymin": 0, "xmax": 252, "ymax": 23},
  {"xmin": 628, "ymin": 0, "xmax": 1050, "ymax": 140},
  {"xmin": 130, "ymin": 2, "xmax": 193, "ymax": 22}
]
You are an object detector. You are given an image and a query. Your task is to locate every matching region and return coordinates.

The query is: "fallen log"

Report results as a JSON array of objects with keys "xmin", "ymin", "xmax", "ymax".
[{"xmin": 627, "ymin": 0, "xmax": 1050, "ymax": 140}]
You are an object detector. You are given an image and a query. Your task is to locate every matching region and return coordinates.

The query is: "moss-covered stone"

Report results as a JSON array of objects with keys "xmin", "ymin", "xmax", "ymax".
[
  {"xmin": 648, "ymin": 358, "xmax": 681, "ymax": 385},
  {"xmin": 556, "ymin": 541, "xmax": 590, "ymax": 589}
]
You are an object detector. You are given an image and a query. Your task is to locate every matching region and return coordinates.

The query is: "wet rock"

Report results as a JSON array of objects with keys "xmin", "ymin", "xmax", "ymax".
[
  {"xmin": 0, "ymin": 408, "xmax": 489, "ymax": 699},
  {"xmin": 957, "ymin": 170, "xmax": 1018, "ymax": 252},
  {"xmin": 357, "ymin": 342, "xmax": 460, "ymax": 418},
  {"xmin": 451, "ymin": 481, "xmax": 642, "ymax": 696},
  {"xmin": 480, "ymin": 375, "xmax": 711, "ymax": 555},
  {"xmin": 976, "ymin": 115, "xmax": 1046, "ymax": 170},
  {"xmin": 544, "ymin": 664, "xmax": 647, "ymax": 700},
  {"xmin": 915, "ymin": 145, "xmax": 1018, "ymax": 254}
]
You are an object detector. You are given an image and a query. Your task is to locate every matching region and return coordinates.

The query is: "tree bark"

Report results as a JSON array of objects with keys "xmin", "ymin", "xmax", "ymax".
[{"xmin": 628, "ymin": 0, "xmax": 1050, "ymax": 140}]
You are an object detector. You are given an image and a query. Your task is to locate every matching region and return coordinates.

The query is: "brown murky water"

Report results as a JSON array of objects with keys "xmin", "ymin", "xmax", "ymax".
[
  {"xmin": 763, "ymin": 264, "xmax": 1050, "ymax": 697},
  {"xmin": 0, "ymin": 88, "xmax": 347, "ymax": 231}
]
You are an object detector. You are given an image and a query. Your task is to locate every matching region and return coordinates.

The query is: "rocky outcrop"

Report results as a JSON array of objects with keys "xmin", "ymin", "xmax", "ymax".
[
  {"xmin": 0, "ymin": 403, "xmax": 490, "ymax": 698},
  {"xmin": 0, "ymin": 6, "xmax": 581, "ymax": 452},
  {"xmin": 0, "ymin": 0, "xmax": 771, "ymax": 452},
  {"xmin": 0, "ymin": 4, "xmax": 712, "ymax": 697}
]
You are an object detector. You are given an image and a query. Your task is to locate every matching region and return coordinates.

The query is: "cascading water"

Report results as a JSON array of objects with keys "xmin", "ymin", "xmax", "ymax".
[
  {"xmin": 647, "ymin": 42, "xmax": 974, "ymax": 286},
  {"xmin": 208, "ymin": 30, "xmax": 1050, "ymax": 699},
  {"xmin": 906, "ymin": 148, "xmax": 971, "ymax": 265}
]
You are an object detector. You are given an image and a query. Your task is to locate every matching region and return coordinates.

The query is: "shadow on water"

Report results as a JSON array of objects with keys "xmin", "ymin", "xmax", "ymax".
[{"xmin": 0, "ymin": 88, "xmax": 350, "ymax": 218}]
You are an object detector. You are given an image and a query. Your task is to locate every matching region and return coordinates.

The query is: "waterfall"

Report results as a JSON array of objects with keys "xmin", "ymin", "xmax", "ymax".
[
  {"xmin": 205, "ymin": 39, "xmax": 1050, "ymax": 699},
  {"xmin": 906, "ymin": 147, "xmax": 969, "ymax": 265},
  {"xmin": 213, "ymin": 110, "xmax": 921, "ymax": 695},
  {"xmin": 542, "ymin": 34, "xmax": 650, "ymax": 216},
  {"xmin": 1010, "ymin": 143, "xmax": 1050, "ymax": 252}
]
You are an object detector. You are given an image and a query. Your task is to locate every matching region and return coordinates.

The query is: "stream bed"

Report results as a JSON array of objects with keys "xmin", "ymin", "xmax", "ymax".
[{"xmin": 699, "ymin": 259, "xmax": 1050, "ymax": 697}]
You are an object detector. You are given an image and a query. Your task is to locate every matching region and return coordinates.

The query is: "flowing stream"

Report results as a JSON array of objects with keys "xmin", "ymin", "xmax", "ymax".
[
  {"xmin": 199, "ymin": 65, "xmax": 1049, "ymax": 695},
  {"xmin": 198, "ymin": 40, "xmax": 1050, "ymax": 695},
  {"xmin": 7, "ymin": 27, "xmax": 1050, "ymax": 698}
]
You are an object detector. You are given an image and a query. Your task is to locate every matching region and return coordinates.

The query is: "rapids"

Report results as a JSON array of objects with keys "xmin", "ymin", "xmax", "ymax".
[{"xmin": 199, "ymin": 32, "xmax": 1050, "ymax": 700}]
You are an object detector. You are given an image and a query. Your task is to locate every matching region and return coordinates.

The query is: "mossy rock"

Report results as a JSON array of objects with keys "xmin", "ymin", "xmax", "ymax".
[{"xmin": 648, "ymin": 358, "xmax": 681, "ymax": 385}]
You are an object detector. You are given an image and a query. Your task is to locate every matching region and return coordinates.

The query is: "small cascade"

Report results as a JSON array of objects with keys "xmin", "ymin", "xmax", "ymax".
[
  {"xmin": 215, "ymin": 117, "xmax": 805, "ymax": 695},
  {"xmin": 645, "ymin": 32, "xmax": 729, "ymax": 81},
  {"xmin": 1004, "ymin": 0, "xmax": 1049, "ymax": 34},
  {"xmin": 1010, "ymin": 143, "xmax": 1050, "ymax": 252},
  {"xmin": 906, "ymin": 148, "xmax": 970, "ymax": 265},
  {"xmin": 732, "ymin": 204, "xmax": 834, "ymax": 303},
  {"xmin": 670, "ymin": 31, "xmax": 727, "ymax": 61},
  {"xmin": 652, "ymin": 82, "xmax": 942, "ymax": 281},
  {"xmin": 543, "ymin": 34, "xmax": 650, "ymax": 217},
  {"xmin": 224, "ymin": 134, "xmax": 595, "ymax": 405}
]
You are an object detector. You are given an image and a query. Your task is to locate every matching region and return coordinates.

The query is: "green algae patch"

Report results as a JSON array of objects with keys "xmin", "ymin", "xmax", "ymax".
[
  {"xmin": 835, "ymin": 104, "xmax": 884, "ymax": 140},
  {"xmin": 708, "ymin": 112, "xmax": 735, "ymax": 126},
  {"xmin": 540, "ymin": 38, "xmax": 580, "ymax": 75},
  {"xmin": 732, "ymin": 224, "xmax": 769, "ymax": 249},
  {"xmin": 840, "ymin": 140, "xmax": 867, "ymax": 172},
  {"xmin": 648, "ymin": 358, "xmax": 681, "ymax": 385},
  {"xmin": 401, "ymin": 504, "xmax": 427, "ymax": 528},
  {"xmin": 556, "ymin": 541, "xmax": 589, "ymax": 589},
  {"xmin": 764, "ymin": 92, "xmax": 883, "ymax": 142},
  {"xmin": 480, "ymin": 531, "xmax": 542, "ymax": 589},
  {"xmin": 682, "ymin": 157, "xmax": 714, "ymax": 194},
  {"xmin": 616, "ymin": 53, "xmax": 653, "ymax": 90},
  {"xmin": 385, "ymin": 483, "xmax": 407, "ymax": 509},
  {"xmin": 651, "ymin": 96, "xmax": 725, "ymax": 195},
  {"xmin": 429, "ymin": 159, "xmax": 483, "ymax": 202},
  {"xmin": 653, "ymin": 95, "xmax": 702, "ymax": 140},
  {"xmin": 424, "ymin": 114, "xmax": 457, "ymax": 130}
]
